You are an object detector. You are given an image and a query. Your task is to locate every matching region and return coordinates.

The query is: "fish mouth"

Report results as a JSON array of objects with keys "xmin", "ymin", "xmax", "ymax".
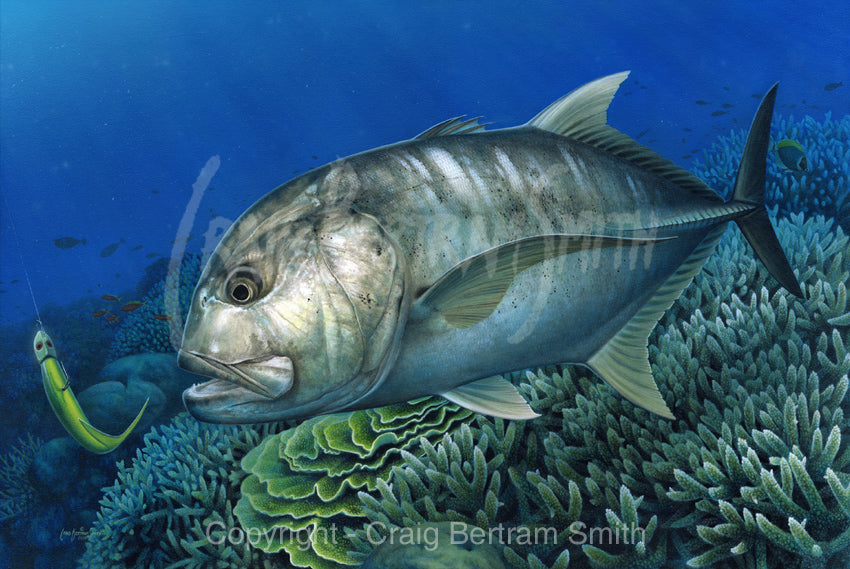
[{"xmin": 177, "ymin": 350, "xmax": 293, "ymax": 400}]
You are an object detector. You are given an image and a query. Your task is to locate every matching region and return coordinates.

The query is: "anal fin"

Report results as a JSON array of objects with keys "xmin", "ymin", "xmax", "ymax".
[
  {"xmin": 442, "ymin": 376, "xmax": 540, "ymax": 420},
  {"xmin": 586, "ymin": 225, "xmax": 727, "ymax": 420}
]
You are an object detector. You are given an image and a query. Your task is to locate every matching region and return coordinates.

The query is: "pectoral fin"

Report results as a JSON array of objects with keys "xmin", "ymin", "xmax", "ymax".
[
  {"xmin": 442, "ymin": 376, "xmax": 540, "ymax": 420},
  {"xmin": 77, "ymin": 398, "xmax": 150, "ymax": 454},
  {"xmin": 413, "ymin": 233, "xmax": 669, "ymax": 328}
]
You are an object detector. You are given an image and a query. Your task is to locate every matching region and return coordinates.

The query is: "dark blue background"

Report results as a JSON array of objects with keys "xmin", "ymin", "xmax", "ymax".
[{"xmin": 2, "ymin": 0, "xmax": 848, "ymax": 324}]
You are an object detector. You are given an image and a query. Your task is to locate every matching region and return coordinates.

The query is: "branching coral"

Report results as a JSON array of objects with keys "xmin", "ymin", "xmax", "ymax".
[
  {"xmin": 692, "ymin": 113, "xmax": 850, "ymax": 230},
  {"xmin": 78, "ymin": 414, "xmax": 288, "ymax": 569}
]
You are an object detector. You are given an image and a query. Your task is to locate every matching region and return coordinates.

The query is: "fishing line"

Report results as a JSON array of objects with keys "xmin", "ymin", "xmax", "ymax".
[{"xmin": 2, "ymin": 191, "xmax": 45, "ymax": 329}]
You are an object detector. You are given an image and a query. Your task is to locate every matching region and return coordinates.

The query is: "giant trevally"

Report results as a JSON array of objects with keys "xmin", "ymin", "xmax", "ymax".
[{"xmin": 177, "ymin": 72, "xmax": 802, "ymax": 424}]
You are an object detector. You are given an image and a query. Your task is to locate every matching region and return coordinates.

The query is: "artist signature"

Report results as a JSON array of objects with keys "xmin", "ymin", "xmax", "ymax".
[{"xmin": 59, "ymin": 527, "xmax": 108, "ymax": 543}]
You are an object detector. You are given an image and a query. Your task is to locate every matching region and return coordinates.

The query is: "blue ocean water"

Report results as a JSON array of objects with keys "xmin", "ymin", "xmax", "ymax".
[{"xmin": 0, "ymin": 2, "xmax": 848, "ymax": 568}]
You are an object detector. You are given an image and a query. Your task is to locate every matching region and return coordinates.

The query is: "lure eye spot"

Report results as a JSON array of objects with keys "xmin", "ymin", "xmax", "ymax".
[
  {"xmin": 46, "ymin": 341, "xmax": 53, "ymax": 348},
  {"xmin": 36, "ymin": 342, "xmax": 43, "ymax": 350}
]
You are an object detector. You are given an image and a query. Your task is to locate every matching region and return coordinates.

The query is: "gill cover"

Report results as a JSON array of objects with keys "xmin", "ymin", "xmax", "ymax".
[{"xmin": 309, "ymin": 210, "xmax": 410, "ymax": 407}]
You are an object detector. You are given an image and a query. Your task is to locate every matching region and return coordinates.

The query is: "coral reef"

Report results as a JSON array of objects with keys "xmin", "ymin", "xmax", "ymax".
[
  {"xmin": 353, "ymin": 214, "xmax": 850, "ymax": 569},
  {"xmin": 108, "ymin": 254, "xmax": 203, "ymax": 358},
  {"xmin": 235, "ymin": 397, "xmax": 474, "ymax": 569},
  {"xmin": 692, "ymin": 113, "xmax": 850, "ymax": 231},
  {"xmin": 77, "ymin": 114, "xmax": 850, "ymax": 568},
  {"xmin": 77, "ymin": 414, "xmax": 288, "ymax": 569}
]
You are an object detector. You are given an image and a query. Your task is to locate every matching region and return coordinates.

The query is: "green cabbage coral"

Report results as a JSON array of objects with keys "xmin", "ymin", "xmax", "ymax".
[{"xmin": 234, "ymin": 397, "xmax": 474, "ymax": 569}]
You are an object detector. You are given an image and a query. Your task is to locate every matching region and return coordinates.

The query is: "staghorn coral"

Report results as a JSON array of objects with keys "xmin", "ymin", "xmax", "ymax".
[
  {"xmin": 0, "ymin": 434, "xmax": 44, "ymax": 522},
  {"xmin": 108, "ymin": 254, "xmax": 203, "ymax": 358},
  {"xmin": 78, "ymin": 413, "xmax": 288, "ymax": 569},
  {"xmin": 353, "ymin": 412, "xmax": 567, "ymax": 567},
  {"xmin": 692, "ymin": 113, "xmax": 850, "ymax": 230},
  {"xmin": 234, "ymin": 397, "xmax": 474, "ymax": 569}
]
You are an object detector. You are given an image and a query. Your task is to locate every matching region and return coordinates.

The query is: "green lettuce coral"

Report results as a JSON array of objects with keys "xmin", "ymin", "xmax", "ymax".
[{"xmin": 234, "ymin": 397, "xmax": 474, "ymax": 569}]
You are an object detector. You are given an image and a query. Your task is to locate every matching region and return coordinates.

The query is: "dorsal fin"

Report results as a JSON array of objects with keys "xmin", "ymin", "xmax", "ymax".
[
  {"xmin": 415, "ymin": 116, "xmax": 490, "ymax": 139},
  {"xmin": 527, "ymin": 72, "xmax": 722, "ymax": 203}
]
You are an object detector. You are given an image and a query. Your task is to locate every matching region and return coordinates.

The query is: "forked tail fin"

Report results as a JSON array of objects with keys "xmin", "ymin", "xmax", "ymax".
[{"xmin": 732, "ymin": 83, "xmax": 804, "ymax": 298}]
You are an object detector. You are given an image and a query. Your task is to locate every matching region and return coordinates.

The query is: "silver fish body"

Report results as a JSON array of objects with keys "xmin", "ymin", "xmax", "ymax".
[{"xmin": 178, "ymin": 72, "xmax": 802, "ymax": 423}]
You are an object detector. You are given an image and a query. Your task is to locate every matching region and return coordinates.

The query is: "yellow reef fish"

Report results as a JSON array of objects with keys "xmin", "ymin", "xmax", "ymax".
[
  {"xmin": 774, "ymin": 138, "xmax": 808, "ymax": 172},
  {"xmin": 34, "ymin": 330, "xmax": 148, "ymax": 454}
]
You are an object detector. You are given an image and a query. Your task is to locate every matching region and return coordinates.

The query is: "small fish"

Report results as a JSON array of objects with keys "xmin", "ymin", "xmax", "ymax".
[
  {"xmin": 34, "ymin": 330, "xmax": 148, "ymax": 454},
  {"xmin": 774, "ymin": 139, "xmax": 808, "ymax": 172},
  {"xmin": 721, "ymin": 103, "xmax": 734, "ymax": 109},
  {"xmin": 130, "ymin": 245, "xmax": 143, "ymax": 251},
  {"xmin": 711, "ymin": 110, "xmax": 728, "ymax": 116},
  {"xmin": 92, "ymin": 310, "xmax": 109, "ymax": 318},
  {"xmin": 635, "ymin": 128, "xmax": 650, "ymax": 139},
  {"xmin": 99, "ymin": 238, "xmax": 125, "ymax": 258},
  {"xmin": 695, "ymin": 100, "xmax": 710, "ymax": 105},
  {"xmin": 145, "ymin": 253, "xmax": 161, "ymax": 258},
  {"xmin": 101, "ymin": 294, "xmax": 120, "ymax": 302},
  {"xmin": 825, "ymin": 81, "xmax": 843, "ymax": 91},
  {"xmin": 54, "ymin": 237, "xmax": 86, "ymax": 249},
  {"xmin": 106, "ymin": 315, "xmax": 118, "ymax": 323},
  {"xmin": 120, "ymin": 301, "xmax": 145, "ymax": 312},
  {"xmin": 153, "ymin": 314, "xmax": 173, "ymax": 321}
]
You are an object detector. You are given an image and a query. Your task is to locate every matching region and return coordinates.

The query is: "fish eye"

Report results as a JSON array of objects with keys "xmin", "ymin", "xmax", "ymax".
[{"xmin": 225, "ymin": 267, "xmax": 263, "ymax": 305}]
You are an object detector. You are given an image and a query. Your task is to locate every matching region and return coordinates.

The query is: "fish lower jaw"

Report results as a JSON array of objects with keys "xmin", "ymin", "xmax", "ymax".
[
  {"xmin": 185, "ymin": 378, "xmax": 264, "ymax": 399},
  {"xmin": 177, "ymin": 350, "xmax": 294, "ymax": 399}
]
